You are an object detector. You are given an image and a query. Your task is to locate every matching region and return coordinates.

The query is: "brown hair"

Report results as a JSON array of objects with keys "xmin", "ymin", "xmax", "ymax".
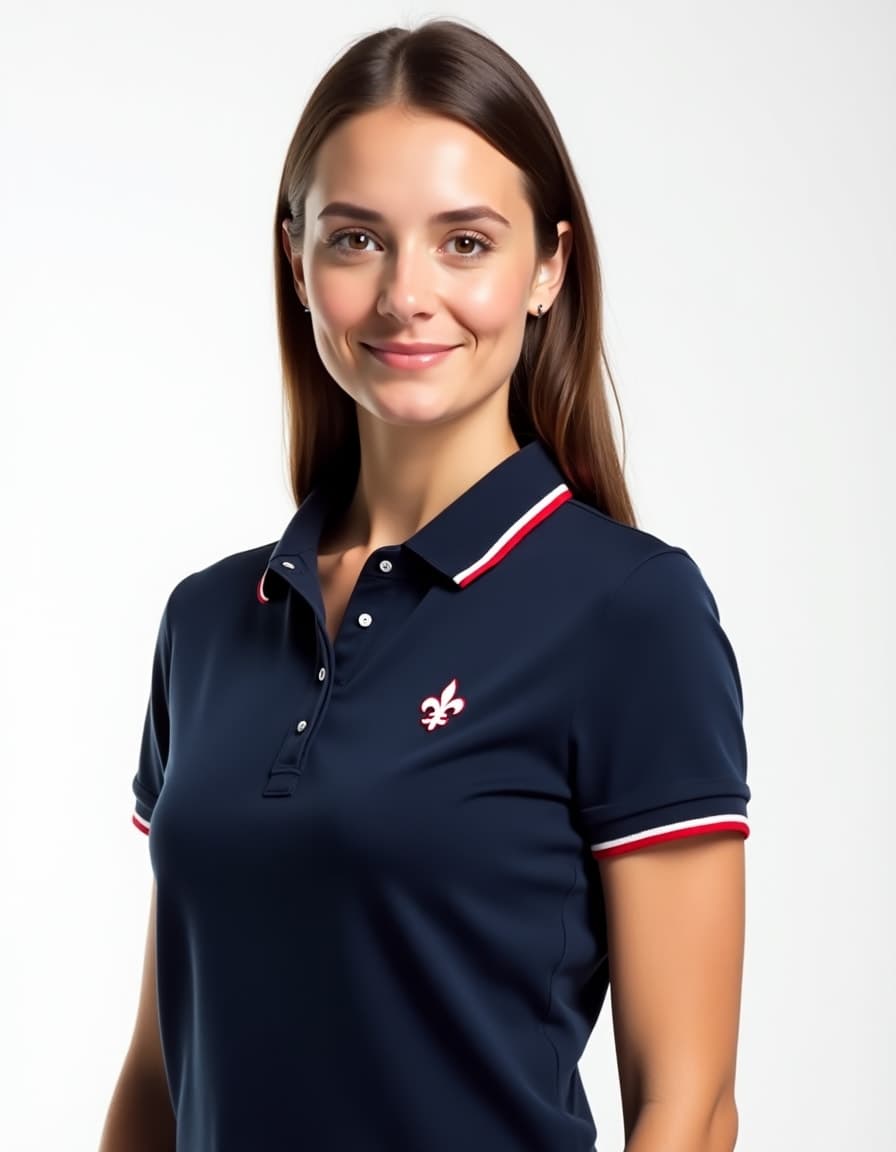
[{"xmin": 274, "ymin": 18, "xmax": 637, "ymax": 526}]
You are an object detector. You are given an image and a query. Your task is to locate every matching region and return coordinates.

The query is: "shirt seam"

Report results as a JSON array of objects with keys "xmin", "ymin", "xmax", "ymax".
[{"xmin": 539, "ymin": 858, "xmax": 581, "ymax": 1101}]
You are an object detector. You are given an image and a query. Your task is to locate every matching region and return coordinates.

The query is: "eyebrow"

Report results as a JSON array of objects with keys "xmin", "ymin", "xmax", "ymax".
[{"xmin": 316, "ymin": 201, "xmax": 512, "ymax": 228}]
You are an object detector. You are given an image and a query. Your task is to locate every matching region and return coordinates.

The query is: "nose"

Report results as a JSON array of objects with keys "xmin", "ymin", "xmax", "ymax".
[{"xmin": 376, "ymin": 241, "xmax": 437, "ymax": 323}]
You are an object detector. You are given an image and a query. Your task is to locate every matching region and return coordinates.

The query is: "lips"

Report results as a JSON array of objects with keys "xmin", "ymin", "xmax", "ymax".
[
  {"xmin": 361, "ymin": 342, "xmax": 458, "ymax": 371},
  {"xmin": 364, "ymin": 342, "xmax": 458, "ymax": 354}
]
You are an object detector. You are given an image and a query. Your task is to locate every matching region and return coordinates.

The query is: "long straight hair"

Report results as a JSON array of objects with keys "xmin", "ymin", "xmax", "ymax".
[{"xmin": 274, "ymin": 19, "xmax": 637, "ymax": 526}]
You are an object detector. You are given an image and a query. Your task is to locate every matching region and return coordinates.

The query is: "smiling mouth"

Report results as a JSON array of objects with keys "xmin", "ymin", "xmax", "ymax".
[{"xmin": 361, "ymin": 344, "xmax": 459, "ymax": 370}]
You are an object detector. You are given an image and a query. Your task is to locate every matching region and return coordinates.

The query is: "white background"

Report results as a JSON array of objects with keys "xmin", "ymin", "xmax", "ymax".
[{"xmin": 2, "ymin": 1, "xmax": 893, "ymax": 1148}]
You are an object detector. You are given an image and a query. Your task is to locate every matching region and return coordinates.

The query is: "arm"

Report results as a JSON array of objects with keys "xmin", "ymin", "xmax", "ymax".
[
  {"xmin": 98, "ymin": 879, "xmax": 176, "ymax": 1152},
  {"xmin": 598, "ymin": 831, "xmax": 745, "ymax": 1152}
]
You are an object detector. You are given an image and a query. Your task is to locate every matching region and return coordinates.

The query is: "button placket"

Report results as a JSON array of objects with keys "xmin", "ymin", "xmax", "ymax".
[
  {"xmin": 327, "ymin": 557, "xmax": 402, "ymax": 686},
  {"xmin": 263, "ymin": 684, "xmax": 325, "ymax": 797},
  {"xmin": 262, "ymin": 643, "xmax": 332, "ymax": 796}
]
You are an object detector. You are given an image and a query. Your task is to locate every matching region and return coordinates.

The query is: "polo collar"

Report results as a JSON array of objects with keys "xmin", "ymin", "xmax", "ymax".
[{"xmin": 257, "ymin": 437, "xmax": 572, "ymax": 604}]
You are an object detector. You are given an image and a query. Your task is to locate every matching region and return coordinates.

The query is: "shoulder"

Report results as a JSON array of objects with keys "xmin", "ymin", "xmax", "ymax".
[
  {"xmin": 552, "ymin": 495, "xmax": 710, "ymax": 616},
  {"xmin": 558, "ymin": 502, "xmax": 743, "ymax": 733},
  {"xmin": 161, "ymin": 540, "xmax": 276, "ymax": 634}
]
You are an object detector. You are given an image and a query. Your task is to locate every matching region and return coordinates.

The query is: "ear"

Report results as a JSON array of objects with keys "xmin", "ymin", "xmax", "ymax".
[
  {"xmin": 529, "ymin": 220, "xmax": 573, "ymax": 316},
  {"xmin": 281, "ymin": 218, "xmax": 309, "ymax": 309}
]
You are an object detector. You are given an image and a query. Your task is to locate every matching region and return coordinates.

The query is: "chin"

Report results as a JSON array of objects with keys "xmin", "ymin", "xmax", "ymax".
[
  {"xmin": 370, "ymin": 404, "xmax": 456, "ymax": 428},
  {"xmin": 361, "ymin": 385, "xmax": 458, "ymax": 424}
]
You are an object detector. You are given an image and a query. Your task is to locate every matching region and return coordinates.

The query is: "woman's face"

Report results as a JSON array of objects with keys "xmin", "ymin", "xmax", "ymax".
[{"xmin": 282, "ymin": 103, "xmax": 570, "ymax": 431}]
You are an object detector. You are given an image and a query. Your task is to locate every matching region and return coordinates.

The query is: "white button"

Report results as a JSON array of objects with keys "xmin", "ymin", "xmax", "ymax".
[
  {"xmin": 318, "ymin": 667, "xmax": 326, "ymax": 681},
  {"xmin": 358, "ymin": 613, "xmax": 372, "ymax": 627},
  {"xmin": 379, "ymin": 559, "xmax": 392, "ymax": 573},
  {"xmin": 280, "ymin": 560, "xmax": 296, "ymax": 570},
  {"xmin": 296, "ymin": 720, "xmax": 307, "ymax": 733}
]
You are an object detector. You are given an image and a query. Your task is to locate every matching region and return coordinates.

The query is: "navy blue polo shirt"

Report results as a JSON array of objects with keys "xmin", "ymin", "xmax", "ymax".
[{"xmin": 131, "ymin": 436, "xmax": 750, "ymax": 1152}]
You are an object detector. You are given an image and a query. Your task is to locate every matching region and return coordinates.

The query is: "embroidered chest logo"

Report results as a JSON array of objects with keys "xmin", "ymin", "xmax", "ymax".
[{"xmin": 420, "ymin": 677, "xmax": 466, "ymax": 731}]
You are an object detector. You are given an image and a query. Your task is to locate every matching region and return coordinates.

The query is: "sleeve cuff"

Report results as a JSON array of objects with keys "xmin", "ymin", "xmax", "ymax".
[
  {"xmin": 582, "ymin": 791, "xmax": 750, "ymax": 858},
  {"xmin": 132, "ymin": 780, "xmax": 157, "ymax": 834},
  {"xmin": 132, "ymin": 776, "xmax": 159, "ymax": 835},
  {"xmin": 132, "ymin": 809, "xmax": 151, "ymax": 834},
  {"xmin": 591, "ymin": 812, "xmax": 749, "ymax": 858}
]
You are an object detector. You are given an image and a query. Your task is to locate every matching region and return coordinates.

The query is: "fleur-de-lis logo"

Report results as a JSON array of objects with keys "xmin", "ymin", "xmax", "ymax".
[{"xmin": 420, "ymin": 677, "xmax": 466, "ymax": 731}]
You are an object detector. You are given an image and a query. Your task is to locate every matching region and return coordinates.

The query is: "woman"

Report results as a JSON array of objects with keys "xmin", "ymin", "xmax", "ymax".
[{"xmin": 101, "ymin": 19, "xmax": 750, "ymax": 1152}]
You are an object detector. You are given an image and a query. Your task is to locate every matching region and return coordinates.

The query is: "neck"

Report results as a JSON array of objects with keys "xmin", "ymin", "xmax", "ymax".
[{"xmin": 325, "ymin": 406, "xmax": 520, "ymax": 555}]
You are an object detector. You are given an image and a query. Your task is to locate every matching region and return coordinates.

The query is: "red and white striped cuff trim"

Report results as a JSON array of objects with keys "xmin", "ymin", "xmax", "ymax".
[
  {"xmin": 132, "ymin": 811, "xmax": 151, "ymax": 835},
  {"xmin": 453, "ymin": 484, "xmax": 572, "ymax": 587},
  {"xmin": 591, "ymin": 814, "xmax": 750, "ymax": 859}
]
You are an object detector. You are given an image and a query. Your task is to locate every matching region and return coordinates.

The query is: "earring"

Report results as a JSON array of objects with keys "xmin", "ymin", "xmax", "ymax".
[
  {"xmin": 536, "ymin": 303, "xmax": 544, "ymax": 317},
  {"xmin": 303, "ymin": 306, "xmax": 311, "ymax": 313}
]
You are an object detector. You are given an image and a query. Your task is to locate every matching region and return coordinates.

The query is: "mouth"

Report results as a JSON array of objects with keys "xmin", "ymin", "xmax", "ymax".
[{"xmin": 361, "ymin": 343, "xmax": 459, "ymax": 370}]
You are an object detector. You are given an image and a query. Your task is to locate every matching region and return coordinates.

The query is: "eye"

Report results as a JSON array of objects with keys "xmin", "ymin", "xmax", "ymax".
[
  {"xmin": 324, "ymin": 228, "xmax": 495, "ymax": 260},
  {"xmin": 325, "ymin": 229, "xmax": 380, "ymax": 254},
  {"xmin": 444, "ymin": 231, "xmax": 494, "ymax": 258}
]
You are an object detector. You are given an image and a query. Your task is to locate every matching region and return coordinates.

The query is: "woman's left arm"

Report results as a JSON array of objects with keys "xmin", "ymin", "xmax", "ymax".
[{"xmin": 598, "ymin": 830, "xmax": 746, "ymax": 1152}]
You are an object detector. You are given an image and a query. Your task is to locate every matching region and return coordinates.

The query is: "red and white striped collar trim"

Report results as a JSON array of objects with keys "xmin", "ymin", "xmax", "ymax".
[
  {"xmin": 258, "ymin": 438, "xmax": 573, "ymax": 601},
  {"xmin": 451, "ymin": 482, "xmax": 571, "ymax": 587}
]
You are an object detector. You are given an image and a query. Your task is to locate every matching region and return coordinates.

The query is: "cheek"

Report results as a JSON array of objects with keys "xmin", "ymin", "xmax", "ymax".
[
  {"xmin": 308, "ymin": 263, "xmax": 369, "ymax": 331},
  {"xmin": 453, "ymin": 268, "xmax": 530, "ymax": 335}
]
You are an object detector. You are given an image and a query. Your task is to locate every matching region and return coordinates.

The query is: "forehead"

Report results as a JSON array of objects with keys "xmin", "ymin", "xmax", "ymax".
[{"xmin": 309, "ymin": 104, "xmax": 530, "ymax": 217}]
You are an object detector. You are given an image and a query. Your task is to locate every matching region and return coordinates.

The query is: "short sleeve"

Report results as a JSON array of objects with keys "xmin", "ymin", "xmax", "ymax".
[
  {"xmin": 131, "ymin": 596, "xmax": 173, "ymax": 835},
  {"xmin": 569, "ymin": 548, "xmax": 751, "ymax": 859}
]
